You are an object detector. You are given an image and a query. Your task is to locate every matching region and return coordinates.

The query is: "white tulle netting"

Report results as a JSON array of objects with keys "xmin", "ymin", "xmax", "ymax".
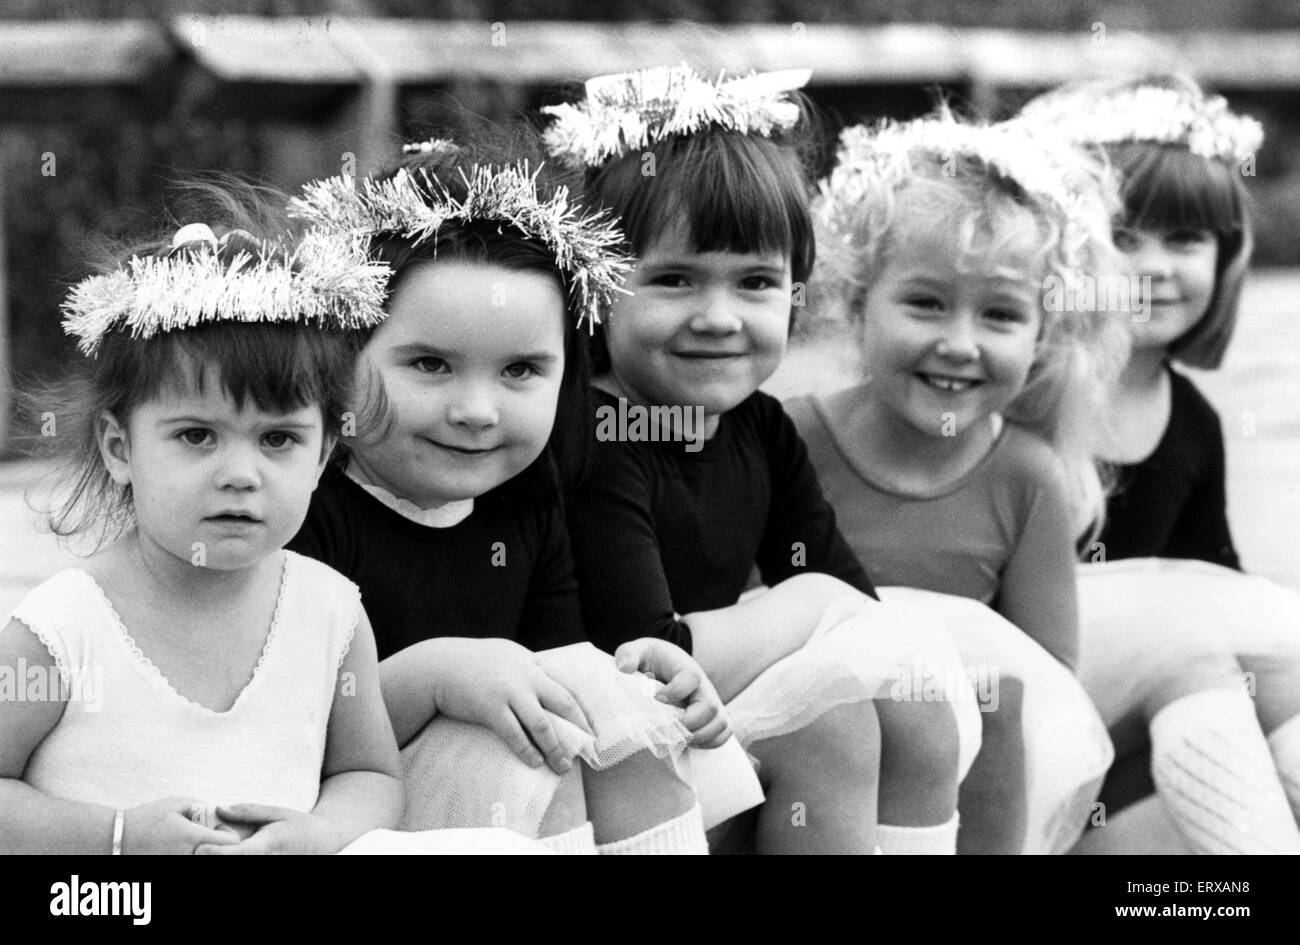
[
  {"xmin": 879, "ymin": 586, "xmax": 1115, "ymax": 855},
  {"xmin": 400, "ymin": 642, "xmax": 692, "ymax": 837},
  {"xmin": 725, "ymin": 594, "xmax": 985, "ymax": 783},
  {"xmin": 1077, "ymin": 558, "xmax": 1300, "ymax": 729}
]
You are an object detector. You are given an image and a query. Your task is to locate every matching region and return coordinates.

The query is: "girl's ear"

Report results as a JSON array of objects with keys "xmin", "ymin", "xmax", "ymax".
[{"xmin": 98, "ymin": 411, "xmax": 132, "ymax": 486}]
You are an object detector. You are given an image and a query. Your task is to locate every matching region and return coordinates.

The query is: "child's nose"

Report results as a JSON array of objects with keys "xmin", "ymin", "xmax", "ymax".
[
  {"xmin": 935, "ymin": 315, "xmax": 979, "ymax": 361},
  {"xmin": 215, "ymin": 442, "xmax": 262, "ymax": 490},
  {"xmin": 447, "ymin": 380, "xmax": 499, "ymax": 429},
  {"xmin": 689, "ymin": 289, "xmax": 743, "ymax": 334}
]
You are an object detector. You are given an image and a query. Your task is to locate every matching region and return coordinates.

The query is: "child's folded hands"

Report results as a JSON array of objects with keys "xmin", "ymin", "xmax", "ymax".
[
  {"xmin": 122, "ymin": 796, "xmax": 244, "ymax": 855},
  {"xmin": 194, "ymin": 804, "xmax": 342, "ymax": 855}
]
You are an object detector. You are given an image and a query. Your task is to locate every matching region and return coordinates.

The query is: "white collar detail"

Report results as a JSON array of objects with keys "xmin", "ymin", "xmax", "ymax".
[{"xmin": 344, "ymin": 464, "xmax": 475, "ymax": 529}]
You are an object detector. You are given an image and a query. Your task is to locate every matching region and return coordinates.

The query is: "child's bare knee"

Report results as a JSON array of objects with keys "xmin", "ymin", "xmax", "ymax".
[
  {"xmin": 877, "ymin": 698, "xmax": 960, "ymax": 784},
  {"xmin": 813, "ymin": 699, "xmax": 882, "ymax": 769},
  {"xmin": 757, "ymin": 699, "xmax": 881, "ymax": 782}
]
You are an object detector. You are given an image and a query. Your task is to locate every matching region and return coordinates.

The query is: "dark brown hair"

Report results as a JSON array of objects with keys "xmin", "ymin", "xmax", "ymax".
[
  {"xmin": 1107, "ymin": 140, "xmax": 1252, "ymax": 369},
  {"xmin": 578, "ymin": 114, "xmax": 820, "ymax": 373}
]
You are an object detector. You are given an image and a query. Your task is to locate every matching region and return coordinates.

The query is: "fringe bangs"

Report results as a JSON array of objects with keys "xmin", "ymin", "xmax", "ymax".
[
  {"xmin": 1111, "ymin": 142, "xmax": 1247, "ymax": 237},
  {"xmin": 588, "ymin": 128, "xmax": 815, "ymax": 285}
]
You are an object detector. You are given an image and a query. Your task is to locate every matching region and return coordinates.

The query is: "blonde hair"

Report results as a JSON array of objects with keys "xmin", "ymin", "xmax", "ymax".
[{"xmin": 814, "ymin": 115, "xmax": 1130, "ymax": 537}]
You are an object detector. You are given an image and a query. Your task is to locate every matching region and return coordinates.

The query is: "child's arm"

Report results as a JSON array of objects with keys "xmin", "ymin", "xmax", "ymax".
[
  {"xmin": 378, "ymin": 638, "xmax": 445, "ymax": 746},
  {"xmin": 0, "ymin": 618, "xmax": 236, "ymax": 854},
  {"xmin": 313, "ymin": 607, "xmax": 403, "ymax": 841},
  {"xmin": 380, "ymin": 636, "xmax": 592, "ymax": 772},
  {"xmin": 204, "ymin": 609, "xmax": 403, "ymax": 854},
  {"xmin": 994, "ymin": 458, "xmax": 1080, "ymax": 670}
]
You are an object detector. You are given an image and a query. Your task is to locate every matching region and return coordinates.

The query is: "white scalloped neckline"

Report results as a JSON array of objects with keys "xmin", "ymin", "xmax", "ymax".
[{"xmin": 70, "ymin": 554, "xmax": 290, "ymax": 716}]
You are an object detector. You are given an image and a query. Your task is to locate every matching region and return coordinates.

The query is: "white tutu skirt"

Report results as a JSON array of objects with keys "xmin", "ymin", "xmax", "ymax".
[
  {"xmin": 725, "ymin": 593, "xmax": 985, "ymax": 788},
  {"xmin": 724, "ymin": 588, "xmax": 1109, "ymax": 854},
  {"xmin": 398, "ymin": 642, "xmax": 762, "ymax": 838},
  {"xmin": 1077, "ymin": 558, "xmax": 1300, "ymax": 727},
  {"xmin": 878, "ymin": 587, "xmax": 1114, "ymax": 855}
]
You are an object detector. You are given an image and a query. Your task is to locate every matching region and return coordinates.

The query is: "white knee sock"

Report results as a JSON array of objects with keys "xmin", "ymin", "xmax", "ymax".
[
  {"xmin": 877, "ymin": 813, "xmax": 959, "ymax": 855},
  {"xmin": 539, "ymin": 821, "xmax": 597, "ymax": 855},
  {"xmin": 595, "ymin": 803, "xmax": 708, "ymax": 855},
  {"xmin": 1267, "ymin": 713, "xmax": 1300, "ymax": 822},
  {"xmin": 1150, "ymin": 688, "xmax": 1300, "ymax": 854}
]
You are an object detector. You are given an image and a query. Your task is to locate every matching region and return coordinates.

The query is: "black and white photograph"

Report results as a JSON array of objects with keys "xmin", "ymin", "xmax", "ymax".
[{"xmin": 0, "ymin": 0, "xmax": 1296, "ymax": 912}]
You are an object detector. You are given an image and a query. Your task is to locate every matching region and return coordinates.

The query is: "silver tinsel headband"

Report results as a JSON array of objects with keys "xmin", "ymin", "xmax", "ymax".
[
  {"xmin": 289, "ymin": 162, "xmax": 631, "ymax": 330},
  {"xmin": 542, "ymin": 63, "xmax": 811, "ymax": 169},
  {"xmin": 1017, "ymin": 82, "xmax": 1262, "ymax": 165},
  {"xmin": 62, "ymin": 224, "xmax": 389, "ymax": 357},
  {"xmin": 816, "ymin": 115, "xmax": 1114, "ymax": 273}
]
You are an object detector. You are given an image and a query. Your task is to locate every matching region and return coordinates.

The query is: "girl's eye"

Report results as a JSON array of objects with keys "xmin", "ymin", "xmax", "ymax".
[
  {"xmin": 178, "ymin": 428, "xmax": 213, "ymax": 447},
  {"xmin": 985, "ymin": 308, "xmax": 1027, "ymax": 325},
  {"xmin": 263, "ymin": 431, "xmax": 300, "ymax": 449},
  {"xmin": 1112, "ymin": 229, "xmax": 1139, "ymax": 252},
  {"xmin": 503, "ymin": 362, "xmax": 538, "ymax": 381},
  {"xmin": 1167, "ymin": 229, "xmax": 1213, "ymax": 248},
  {"xmin": 904, "ymin": 295, "xmax": 943, "ymax": 312},
  {"xmin": 412, "ymin": 356, "xmax": 448, "ymax": 374},
  {"xmin": 648, "ymin": 273, "xmax": 689, "ymax": 288},
  {"xmin": 739, "ymin": 275, "xmax": 777, "ymax": 291}
]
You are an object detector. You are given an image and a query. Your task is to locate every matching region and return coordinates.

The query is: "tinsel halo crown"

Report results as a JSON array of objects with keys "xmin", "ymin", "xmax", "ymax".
[
  {"xmin": 1017, "ymin": 79, "xmax": 1262, "ymax": 165},
  {"xmin": 289, "ymin": 160, "xmax": 631, "ymax": 331},
  {"xmin": 815, "ymin": 113, "xmax": 1115, "ymax": 274},
  {"xmin": 541, "ymin": 63, "xmax": 811, "ymax": 169},
  {"xmin": 62, "ymin": 224, "xmax": 390, "ymax": 357}
]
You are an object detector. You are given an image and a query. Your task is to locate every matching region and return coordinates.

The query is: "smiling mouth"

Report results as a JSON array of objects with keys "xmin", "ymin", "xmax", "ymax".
[
  {"xmin": 674, "ymin": 351, "xmax": 746, "ymax": 359},
  {"xmin": 429, "ymin": 440, "xmax": 499, "ymax": 456},
  {"xmin": 917, "ymin": 372, "xmax": 982, "ymax": 393}
]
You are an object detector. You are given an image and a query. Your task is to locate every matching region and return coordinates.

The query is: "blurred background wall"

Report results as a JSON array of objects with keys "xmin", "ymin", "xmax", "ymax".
[{"xmin": 3, "ymin": 3, "xmax": 1300, "ymax": 453}]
